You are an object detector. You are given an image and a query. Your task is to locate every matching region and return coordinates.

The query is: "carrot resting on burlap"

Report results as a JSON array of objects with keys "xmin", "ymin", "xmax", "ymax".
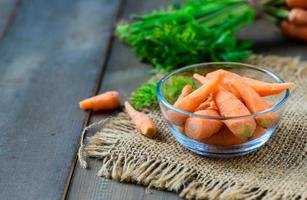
[{"xmin": 125, "ymin": 101, "xmax": 157, "ymax": 138}]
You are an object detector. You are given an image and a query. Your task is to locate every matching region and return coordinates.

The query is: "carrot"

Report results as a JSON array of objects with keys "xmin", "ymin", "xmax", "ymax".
[
  {"xmin": 286, "ymin": 0, "xmax": 307, "ymax": 8},
  {"xmin": 173, "ymin": 85, "xmax": 193, "ymax": 132},
  {"xmin": 185, "ymin": 109, "xmax": 223, "ymax": 140},
  {"xmin": 167, "ymin": 74, "xmax": 222, "ymax": 125},
  {"xmin": 195, "ymin": 100, "xmax": 210, "ymax": 111},
  {"xmin": 174, "ymin": 85, "xmax": 193, "ymax": 105},
  {"xmin": 193, "ymin": 73, "xmax": 240, "ymax": 98},
  {"xmin": 250, "ymin": 126, "xmax": 266, "ymax": 140},
  {"xmin": 203, "ymin": 126, "xmax": 247, "ymax": 145},
  {"xmin": 79, "ymin": 91, "xmax": 120, "ymax": 111},
  {"xmin": 178, "ymin": 126, "xmax": 185, "ymax": 133},
  {"xmin": 215, "ymin": 86, "xmax": 256, "ymax": 138},
  {"xmin": 193, "ymin": 73, "xmax": 207, "ymax": 84},
  {"xmin": 231, "ymin": 80, "xmax": 277, "ymax": 128},
  {"xmin": 288, "ymin": 8, "xmax": 307, "ymax": 25},
  {"xmin": 210, "ymin": 99, "xmax": 218, "ymax": 110},
  {"xmin": 125, "ymin": 101, "xmax": 157, "ymax": 138},
  {"xmin": 281, "ymin": 20, "xmax": 307, "ymax": 42},
  {"xmin": 207, "ymin": 70, "xmax": 295, "ymax": 96}
]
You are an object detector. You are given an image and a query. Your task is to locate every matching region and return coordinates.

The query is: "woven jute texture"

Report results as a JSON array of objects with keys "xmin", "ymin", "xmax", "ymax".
[{"xmin": 79, "ymin": 55, "xmax": 307, "ymax": 200}]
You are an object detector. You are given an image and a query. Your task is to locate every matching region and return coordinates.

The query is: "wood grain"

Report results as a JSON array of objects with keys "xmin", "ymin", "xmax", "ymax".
[
  {"xmin": 0, "ymin": 0, "xmax": 19, "ymax": 40},
  {"xmin": 66, "ymin": 0, "xmax": 182, "ymax": 199},
  {"xmin": 0, "ymin": 0, "xmax": 121, "ymax": 199}
]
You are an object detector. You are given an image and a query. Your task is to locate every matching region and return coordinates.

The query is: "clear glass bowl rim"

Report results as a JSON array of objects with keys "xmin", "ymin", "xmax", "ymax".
[{"xmin": 156, "ymin": 62, "xmax": 290, "ymax": 120}]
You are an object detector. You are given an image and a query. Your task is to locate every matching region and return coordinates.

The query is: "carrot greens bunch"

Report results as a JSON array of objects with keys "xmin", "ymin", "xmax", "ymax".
[{"xmin": 116, "ymin": 0, "xmax": 255, "ymax": 72}]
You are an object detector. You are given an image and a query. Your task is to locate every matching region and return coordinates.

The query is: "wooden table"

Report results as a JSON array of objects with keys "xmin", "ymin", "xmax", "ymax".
[{"xmin": 0, "ymin": 0, "xmax": 306, "ymax": 200}]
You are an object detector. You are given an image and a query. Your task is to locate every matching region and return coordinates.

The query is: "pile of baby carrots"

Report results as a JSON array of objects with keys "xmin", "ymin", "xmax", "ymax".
[
  {"xmin": 165, "ymin": 69, "xmax": 295, "ymax": 145},
  {"xmin": 78, "ymin": 69, "xmax": 295, "ymax": 145}
]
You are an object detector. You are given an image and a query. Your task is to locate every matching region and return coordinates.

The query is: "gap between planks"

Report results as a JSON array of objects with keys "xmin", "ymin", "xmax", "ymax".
[
  {"xmin": 60, "ymin": 0, "xmax": 127, "ymax": 199},
  {"xmin": 0, "ymin": 0, "xmax": 21, "ymax": 42}
]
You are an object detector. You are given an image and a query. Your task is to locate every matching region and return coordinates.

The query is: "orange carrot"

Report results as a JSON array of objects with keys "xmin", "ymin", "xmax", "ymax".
[
  {"xmin": 178, "ymin": 126, "xmax": 185, "ymax": 134},
  {"xmin": 193, "ymin": 73, "xmax": 240, "ymax": 98},
  {"xmin": 215, "ymin": 86, "xmax": 256, "ymax": 138},
  {"xmin": 195, "ymin": 99, "xmax": 210, "ymax": 111},
  {"xmin": 286, "ymin": 0, "xmax": 307, "ymax": 8},
  {"xmin": 288, "ymin": 8, "xmax": 307, "ymax": 25},
  {"xmin": 231, "ymin": 80, "xmax": 277, "ymax": 128},
  {"xmin": 79, "ymin": 91, "xmax": 120, "ymax": 111},
  {"xmin": 207, "ymin": 70, "xmax": 295, "ymax": 96},
  {"xmin": 125, "ymin": 101, "xmax": 157, "ymax": 138},
  {"xmin": 281, "ymin": 20, "xmax": 307, "ymax": 42},
  {"xmin": 185, "ymin": 109, "xmax": 223, "ymax": 140},
  {"xmin": 210, "ymin": 99, "xmax": 218, "ymax": 110},
  {"xmin": 174, "ymin": 85, "xmax": 193, "ymax": 105},
  {"xmin": 195, "ymin": 98, "xmax": 217, "ymax": 111},
  {"xmin": 167, "ymin": 74, "xmax": 222, "ymax": 125},
  {"xmin": 203, "ymin": 126, "xmax": 247, "ymax": 145},
  {"xmin": 241, "ymin": 77, "xmax": 295, "ymax": 96},
  {"xmin": 193, "ymin": 73, "xmax": 207, "ymax": 84},
  {"xmin": 250, "ymin": 126, "xmax": 266, "ymax": 140},
  {"xmin": 174, "ymin": 85, "xmax": 193, "ymax": 132}
]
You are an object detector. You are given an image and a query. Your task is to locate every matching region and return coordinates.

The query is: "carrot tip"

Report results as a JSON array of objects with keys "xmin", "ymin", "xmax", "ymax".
[
  {"xmin": 144, "ymin": 127, "xmax": 156, "ymax": 138},
  {"xmin": 79, "ymin": 100, "xmax": 91, "ymax": 110}
]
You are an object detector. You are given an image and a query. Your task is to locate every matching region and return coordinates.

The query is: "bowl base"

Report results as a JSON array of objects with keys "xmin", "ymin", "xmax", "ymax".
[{"xmin": 169, "ymin": 124, "xmax": 277, "ymax": 158}]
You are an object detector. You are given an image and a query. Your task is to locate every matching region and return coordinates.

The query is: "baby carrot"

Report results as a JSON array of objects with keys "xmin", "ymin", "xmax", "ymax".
[
  {"xmin": 286, "ymin": 0, "xmax": 307, "ymax": 8},
  {"xmin": 250, "ymin": 126, "xmax": 266, "ymax": 140},
  {"xmin": 185, "ymin": 109, "xmax": 223, "ymax": 140},
  {"xmin": 174, "ymin": 85, "xmax": 193, "ymax": 105},
  {"xmin": 241, "ymin": 77, "xmax": 295, "ymax": 96},
  {"xmin": 215, "ymin": 86, "xmax": 256, "ymax": 138},
  {"xmin": 288, "ymin": 8, "xmax": 307, "ymax": 25},
  {"xmin": 193, "ymin": 73, "xmax": 241, "ymax": 98},
  {"xmin": 281, "ymin": 20, "xmax": 307, "ymax": 42},
  {"xmin": 207, "ymin": 70, "xmax": 295, "ymax": 96},
  {"xmin": 195, "ymin": 100, "xmax": 210, "ymax": 111},
  {"xmin": 167, "ymin": 75, "xmax": 222, "ymax": 125},
  {"xmin": 173, "ymin": 85, "xmax": 193, "ymax": 131},
  {"xmin": 203, "ymin": 126, "xmax": 247, "ymax": 146},
  {"xmin": 232, "ymin": 80, "xmax": 277, "ymax": 128},
  {"xmin": 125, "ymin": 101, "xmax": 157, "ymax": 138},
  {"xmin": 79, "ymin": 91, "xmax": 120, "ymax": 111}
]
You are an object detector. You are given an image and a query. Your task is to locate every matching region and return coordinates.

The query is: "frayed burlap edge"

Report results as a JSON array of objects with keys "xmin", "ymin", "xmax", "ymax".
[{"xmin": 78, "ymin": 54, "xmax": 307, "ymax": 200}]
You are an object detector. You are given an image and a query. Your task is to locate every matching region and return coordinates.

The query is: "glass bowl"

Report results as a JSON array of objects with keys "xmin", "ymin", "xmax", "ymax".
[{"xmin": 156, "ymin": 62, "xmax": 290, "ymax": 157}]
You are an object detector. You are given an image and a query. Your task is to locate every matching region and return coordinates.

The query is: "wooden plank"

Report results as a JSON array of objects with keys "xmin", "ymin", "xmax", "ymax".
[
  {"xmin": 0, "ymin": 0, "xmax": 19, "ymax": 40},
  {"xmin": 0, "ymin": 0, "xmax": 121, "ymax": 200},
  {"xmin": 67, "ymin": 2, "xmax": 307, "ymax": 200},
  {"xmin": 67, "ymin": 0, "xmax": 182, "ymax": 199}
]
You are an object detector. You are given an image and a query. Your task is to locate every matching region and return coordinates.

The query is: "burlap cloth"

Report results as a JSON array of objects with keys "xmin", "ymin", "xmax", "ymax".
[{"xmin": 79, "ymin": 55, "xmax": 307, "ymax": 200}]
